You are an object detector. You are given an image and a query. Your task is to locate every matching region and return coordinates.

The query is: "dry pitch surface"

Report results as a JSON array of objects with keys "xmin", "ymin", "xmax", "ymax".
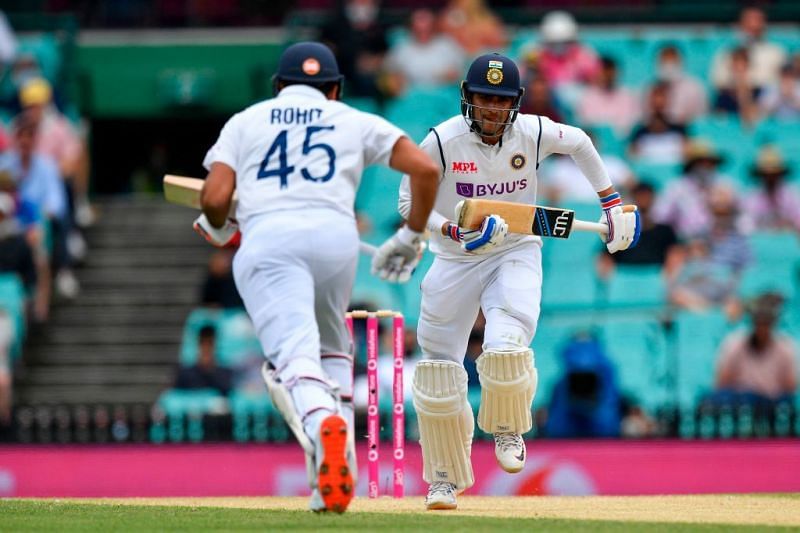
[{"xmin": 68, "ymin": 494, "xmax": 800, "ymax": 527}]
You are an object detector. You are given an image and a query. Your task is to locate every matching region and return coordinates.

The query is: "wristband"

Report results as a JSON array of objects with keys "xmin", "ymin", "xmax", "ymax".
[
  {"xmin": 600, "ymin": 192, "xmax": 621, "ymax": 210},
  {"xmin": 444, "ymin": 222, "xmax": 462, "ymax": 242}
]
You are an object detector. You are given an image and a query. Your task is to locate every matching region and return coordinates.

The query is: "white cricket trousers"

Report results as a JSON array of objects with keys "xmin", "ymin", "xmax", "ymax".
[
  {"xmin": 417, "ymin": 241, "xmax": 543, "ymax": 362},
  {"xmin": 233, "ymin": 209, "xmax": 359, "ymax": 430}
]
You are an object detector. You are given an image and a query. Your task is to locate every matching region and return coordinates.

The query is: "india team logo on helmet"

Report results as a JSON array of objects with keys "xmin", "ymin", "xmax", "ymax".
[
  {"xmin": 460, "ymin": 52, "xmax": 525, "ymax": 138},
  {"xmin": 487, "ymin": 59, "xmax": 504, "ymax": 85}
]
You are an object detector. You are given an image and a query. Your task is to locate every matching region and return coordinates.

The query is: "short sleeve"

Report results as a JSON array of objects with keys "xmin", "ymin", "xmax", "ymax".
[
  {"xmin": 203, "ymin": 113, "xmax": 241, "ymax": 171},
  {"xmin": 359, "ymin": 112, "xmax": 407, "ymax": 168}
]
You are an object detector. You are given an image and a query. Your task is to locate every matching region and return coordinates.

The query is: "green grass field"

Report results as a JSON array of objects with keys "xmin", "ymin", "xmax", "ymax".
[{"xmin": 2, "ymin": 495, "xmax": 799, "ymax": 532}]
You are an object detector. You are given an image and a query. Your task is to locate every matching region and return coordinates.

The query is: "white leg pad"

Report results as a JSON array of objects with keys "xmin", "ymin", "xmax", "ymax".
[
  {"xmin": 261, "ymin": 363, "xmax": 316, "ymax": 488},
  {"xmin": 476, "ymin": 349, "xmax": 538, "ymax": 434},
  {"xmin": 412, "ymin": 360, "xmax": 475, "ymax": 491}
]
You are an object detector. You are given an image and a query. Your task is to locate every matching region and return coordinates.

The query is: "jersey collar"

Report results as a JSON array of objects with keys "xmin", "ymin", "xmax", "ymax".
[{"xmin": 277, "ymin": 84, "xmax": 328, "ymax": 100}]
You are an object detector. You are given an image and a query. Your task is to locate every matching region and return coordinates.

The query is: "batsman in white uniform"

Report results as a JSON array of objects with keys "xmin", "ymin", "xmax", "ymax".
[
  {"xmin": 194, "ymin": 42, "xmax": 439, "ymax": 513},
  {"xmin": 398, "ymin": 53, "xmax": 641, "ymax": 509}
]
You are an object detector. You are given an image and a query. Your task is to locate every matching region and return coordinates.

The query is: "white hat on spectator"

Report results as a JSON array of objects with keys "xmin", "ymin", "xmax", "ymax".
[{"xmin": 541, "ymin": 11, "xmax": 578, "ymax": 43}]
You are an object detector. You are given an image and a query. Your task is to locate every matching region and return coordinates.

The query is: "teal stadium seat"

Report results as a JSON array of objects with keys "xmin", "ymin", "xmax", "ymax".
[
  {"xmin": 531, "ymin": 319, "xmax": 589, "ymax": 409},
  {"xmin": 229, "ymin": 390, "xmax": 283, "ymax": 443},
  {"xmin": 604, "ymin": 265, "xmax": 667, "ymax": 307},
  {"xmin": 215, "ymin": 310, "xmax": 262, "ymax": 367},
  {"xmin": 673, "ymin": 310, "xmax": 730, "ymax": 410},
  {"xmin": 739, "ymin": 231, "xmax": 800, "ymax": 301},
  {"xmin": 157, "ymin": 388, "xmax": 228, "ymax": 442},
  {"xmin": 601, "ymin": 318, "xmax": 670, "ymax": 412},
  {"xmin": 0, "ymin": 273, "xmax": 26, "ymax": 361},
  {"xmin": 541, "ymin": 202, "xmax": 603, "ymax": 307}
]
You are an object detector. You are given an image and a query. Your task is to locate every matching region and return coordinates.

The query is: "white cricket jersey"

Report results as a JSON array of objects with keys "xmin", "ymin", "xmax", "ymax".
[
  {"xmin": 204, "ymin": 85, "xmax": 406, "ymax": 233},
  {"xmin": 398, "ymin": 114, "xmax": 612, "ymax": 261}
]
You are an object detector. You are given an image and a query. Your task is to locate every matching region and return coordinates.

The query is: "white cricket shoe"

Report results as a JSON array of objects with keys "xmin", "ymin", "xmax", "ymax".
[
  {"xmin": 425, "ymin": 481, "xmax": 458, "ymax": 510},
  {"xmin": 308, "ymin": 488, "xmax": 325, "ymax": 512},
  {"xmin": 494, "ymin": 432, "xmax": 526, "ymax": 473}
]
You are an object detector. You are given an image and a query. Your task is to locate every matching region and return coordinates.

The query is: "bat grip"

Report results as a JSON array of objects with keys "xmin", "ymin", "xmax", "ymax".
[
  {"xmin": 572, "ymin": 219, "xmax": 609, "ymax": 236},
  {"xmin": 359, "ymin": 242, "xmax": 378, "ymax": 256}
]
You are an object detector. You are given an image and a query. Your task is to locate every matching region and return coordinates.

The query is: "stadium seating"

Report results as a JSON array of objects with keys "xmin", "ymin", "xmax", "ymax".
[{"xmin": 0, "ymin": 273, "xmax": 27, "ymax": 361}]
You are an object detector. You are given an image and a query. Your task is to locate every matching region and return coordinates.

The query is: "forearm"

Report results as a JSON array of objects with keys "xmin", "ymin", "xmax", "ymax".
[
  {"xmin": 200, "ymin": 162, "xmax": 236, "ymax": 228},
  {"xmin": 405, "ymin": 171, "xmax": 438, "ymax": 232}
]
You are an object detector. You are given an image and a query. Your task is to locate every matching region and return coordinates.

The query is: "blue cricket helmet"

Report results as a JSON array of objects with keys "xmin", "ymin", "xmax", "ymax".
[
  {"xmin": 272, "ymin": 41, "xmax": 344, "ymax": 96},
  {"xmin": 460, "ymin": 52, "xmax": 525, "ymax": 138}
]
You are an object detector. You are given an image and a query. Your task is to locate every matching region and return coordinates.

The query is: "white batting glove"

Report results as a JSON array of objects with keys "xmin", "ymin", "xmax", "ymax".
[
  {"xmin": 371, "ymin": 226, "xmax": 424, "ymax": 283},
  {"xmin": 599, "ymin": 205, "xmax": 641, "ymax": 254},
  {"xmin": 193, "ymin": 213, "xmax": 241, "ymax": 248}
]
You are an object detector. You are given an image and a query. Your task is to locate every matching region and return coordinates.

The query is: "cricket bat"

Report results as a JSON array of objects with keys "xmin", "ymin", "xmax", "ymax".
[
  {"xmin": 162, "ymin": 175, "xmax": 378, "ymax": 255},
  {"xmin": 163, "ymin": 175, "xmax": 238, "ymax": 216},
  {"xmin": 457, "ymin": 198, "xmax": 616, "ymax": 239}
]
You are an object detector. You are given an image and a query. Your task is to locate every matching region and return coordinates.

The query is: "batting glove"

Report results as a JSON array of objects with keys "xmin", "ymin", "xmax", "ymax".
[
  {"xmin": 598, "ymin": 193, "xmax": 640, "ymax": 254},
  {"xmin": 193, "ymin": 213, "xmax": 241, "ymax": 248},
  {"xmin": 371, "ymin": 225, "xmax": 424, "ymax": 283},
  {"xmin": 445, "ymin": 215, "xmax": 508, "ymax": 254}
]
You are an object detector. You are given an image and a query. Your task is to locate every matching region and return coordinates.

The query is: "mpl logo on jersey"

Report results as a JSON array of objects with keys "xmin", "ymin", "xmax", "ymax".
[
  {"xmin": 455, "ymin": 179, "xmax": 528, "ymax": 197},
  {"xmin": 451, "ymin": 161, "xmax": 478, "ymax": 174}
]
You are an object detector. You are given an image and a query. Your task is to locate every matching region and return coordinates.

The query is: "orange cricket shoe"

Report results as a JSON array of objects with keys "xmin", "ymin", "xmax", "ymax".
[{"xmin": 316, "ymin": 414, "xmax": 354, "ymax": 513}]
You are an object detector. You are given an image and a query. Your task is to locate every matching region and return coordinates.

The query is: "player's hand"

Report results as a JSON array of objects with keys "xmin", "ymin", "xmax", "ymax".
[
  {"xmin": 371, "ymin": 225, "xmax": 424, "ymax": 283},
  {"xmin": 599, "ymin": 204, "xmax": 640, "ymax": 254},
  {"xmin": 193, "ymin": 213, "xmax": 241, "ymax": 248},
  {"xmin": 460, "ymin": 214, "xmax": 508, "ymax": 254}
]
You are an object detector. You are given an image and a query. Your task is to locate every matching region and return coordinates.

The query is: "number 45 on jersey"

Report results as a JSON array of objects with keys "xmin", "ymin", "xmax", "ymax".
[{"xmin": 259, "ymin": 126, "xmax": 336, "ymax": 188}]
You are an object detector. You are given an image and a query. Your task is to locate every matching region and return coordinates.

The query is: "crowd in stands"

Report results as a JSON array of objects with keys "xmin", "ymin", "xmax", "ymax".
[{"xmin": 0, "ymin": 12, "xmax": 93, "ymax": 430}]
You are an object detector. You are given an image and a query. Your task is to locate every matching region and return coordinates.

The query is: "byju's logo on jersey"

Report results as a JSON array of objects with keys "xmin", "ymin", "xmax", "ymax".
[
  {"xmin": 456, "ymin": 183, "xmax": 474, "ymax": 197},
  {"xmin": 451, "ymin": 161, "xmax": 478, "ymax": 174},
  {"xmin": 455, "ymin": 179, "xmax": 528, "ymax": 197}
]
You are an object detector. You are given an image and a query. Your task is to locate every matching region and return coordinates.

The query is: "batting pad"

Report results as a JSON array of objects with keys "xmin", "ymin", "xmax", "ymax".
[
  {"xmin": 261, "ymin": 363, "xmax": 316, "ymax": 488},
  {"xmin": 412, "ymin": 360, "xmax": 475, "ymax": 491},
  {"xmin": 476, "ymin": 349, "xmax": 538, "ymax": 434}
]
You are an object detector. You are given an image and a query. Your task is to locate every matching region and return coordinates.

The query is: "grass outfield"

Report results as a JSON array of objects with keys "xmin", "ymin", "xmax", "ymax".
[{"xmin": 2, "ymin": 495, "xmax": 799, "ymax": 531}]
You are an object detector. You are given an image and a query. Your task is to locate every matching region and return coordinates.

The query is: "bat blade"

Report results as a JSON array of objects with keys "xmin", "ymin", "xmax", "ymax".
[
  {"xmin": 163, "ymin": 175, "xmax": 238, "ymax": 216},
  {"xmin": 457, "ymin": 198, "xmax": 581, "ymax": 239},
  {"xmin": 457, "ymin": 198, "xmax": 610, "ymax": 238}
]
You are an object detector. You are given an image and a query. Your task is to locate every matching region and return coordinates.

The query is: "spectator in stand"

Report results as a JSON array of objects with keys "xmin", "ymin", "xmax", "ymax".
[
  {"xmin": 174, "ymin": 325, "xmax": 233, "ymax": 395},
  {"xmin": 758, "ymin": 63, "xmax": 800, "ymax": 121},
  {"xmin": 743, "ymin": 147, "xmax": 800, "ymax": 232},
  {"xmin": 320, "ymin": 0, "xmax": 390, "ymax": 100},
  {"xmin": 714, "ymin": 292, "xmax": 797, "ymax": 405},
  {"xmin": 629, "ymin": 82, "xmax": 688, "ymax": 165},
  {"xmin": 18, "ymin": 78, "xmax": 93, "ymax": 229},
  {"xmin": 0, "ymin": 192, "xmax": 37, "ymax": 299},
  {"xmin": 652, "ymin": 140, "xmax": 736, "ymax": 240},
  {"xmin": 668, "ymin": 183, "xmax": 750, "ymax": 317},
  {"xmin": 532, "ymin": 11, "xmax": 600, "ymax": 90},
  {"xmin": 384, "ymin": 9, "xmax": 465, "ymax": 95},
  {"xmin": 545, "ymin": 332, "xmax": 621, "ymax": 438},
  {"xmin": 596, "ymin": 182, "xmax": 681, "ymax": 280},
  {"xmin": 654, "ymin": 44, "xmax": 708, "ymax": 125},
  {"xmin": 200, "ymin": 248, "xmax": 243, "ymax": 309},
  {"xmin": 576, "ymin": 56, "xmax": 641, "ymax": 137},
  {"xmin": 0, "ymin": 307, "xmax": 11, "ymax": 427},
  {"xmin": 519, "ymin": 67, "xmax": 564, "ymax": 122},
  {"xmin": 0, "ymin": 171, "xmax": 50, "ymax": 322},
  {"xmin": 710, "ymin": 6, "xmax": 787, "ymax": 94},
  {"xmin": 1, "ymin": 112, "xmax": 78, "ymax": 300},
  {"xmin": 438, "ymin": 0, "xmax": 507, "ymax": 56},
  {"xmin": 713, "ymin": 47, "xmax": 760, "ymax": 125}
]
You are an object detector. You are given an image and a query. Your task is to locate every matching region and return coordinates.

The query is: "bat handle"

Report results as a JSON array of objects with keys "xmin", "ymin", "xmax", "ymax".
[
  {"xmin": 359, "ymin": 242, "xmax": 378, "ymax": 256},
  {"xmin": 572, "ymin": 219, "xmax": 609, "ymax": 236}
]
